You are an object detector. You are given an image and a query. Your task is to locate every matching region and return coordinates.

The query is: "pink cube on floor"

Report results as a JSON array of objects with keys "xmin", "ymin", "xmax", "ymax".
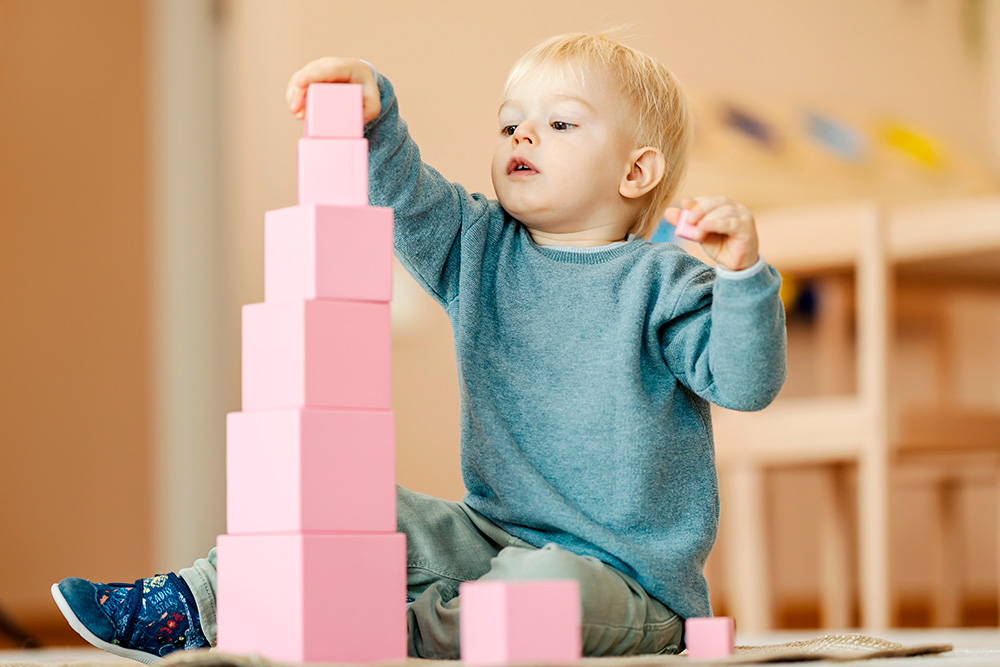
[
  {"xmin": 217, "ymin": 532, "xmax": 407, "ymax": 664},
  {"xmin": 684, "ymin": 617, "xmax": 735, "ymax": 660},
  {"xmin": 303, "ymin": 83, "xmax": 364, "ymax": 138},
  {"xmin": 226, "ymin": 408, "xmax": 396, "ymax": 534},
  {"xmin": 298, "ymin": 138, "xmax": 368, "ymax": 207},
  {"xmin": 241, "ymin": 299, "xmax": 391, "ymax": 411},
  {"xmin": 265, "ymin": 204, "xmax": 393, "ymax": 304},
  {"xmin": 675, "ymin": 209, "xmax": 707, "ymax": 243},
  {"xmin": 460, "ymin": 580, "xmax": 582, "ymax": 665}
]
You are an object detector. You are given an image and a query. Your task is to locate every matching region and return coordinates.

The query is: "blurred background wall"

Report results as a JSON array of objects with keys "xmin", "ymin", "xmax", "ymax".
[{"xmin": 1, "ymin": 0, "xmax": 999, "ymax": 644}]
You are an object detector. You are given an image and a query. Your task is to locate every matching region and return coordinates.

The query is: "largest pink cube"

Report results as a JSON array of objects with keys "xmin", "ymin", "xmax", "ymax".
[
  {"xmin": 241, "ymin": 300, "xmax": 390, "ymax": 411},
  {"xmin": 265, "ymin": 204, "xmax": 393, "ymax": 304},
  {"xmin": 226, "ymin": 408, "xmax": 396, "ymax": 534},
  {"xmin": 216, "ymin": 532, "xmax": 407, "ymax": 664},
  {"xmin": 460, "ymin": 580, "xmax": 582, "ymax": 665}
]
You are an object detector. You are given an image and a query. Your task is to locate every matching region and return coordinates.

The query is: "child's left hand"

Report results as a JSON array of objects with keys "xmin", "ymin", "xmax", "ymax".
[{"xmin": 664, "ymin": 196, "xmax": 760, "ymax": 272}]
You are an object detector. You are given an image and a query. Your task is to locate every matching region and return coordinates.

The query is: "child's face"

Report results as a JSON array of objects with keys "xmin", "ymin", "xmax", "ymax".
[{"xmin": 491, "ymin": 63, "xmax": 636, "ymax": 236}]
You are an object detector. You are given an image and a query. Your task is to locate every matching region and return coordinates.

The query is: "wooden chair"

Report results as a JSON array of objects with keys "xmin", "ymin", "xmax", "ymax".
[{"xmin": 704, "ymin": 197, "xmax": 1000, "ymax": 631}]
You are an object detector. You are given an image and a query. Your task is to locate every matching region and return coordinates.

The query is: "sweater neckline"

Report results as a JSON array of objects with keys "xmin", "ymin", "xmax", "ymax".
[{"xmin": 518, "ymin": 224, "xmax": 646, "ymax": 265}]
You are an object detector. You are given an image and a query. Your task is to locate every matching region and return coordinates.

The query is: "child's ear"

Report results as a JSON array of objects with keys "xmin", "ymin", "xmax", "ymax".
[{"xmin": 619, "ymin": 147, "xmax": 665, "ymax": 200}]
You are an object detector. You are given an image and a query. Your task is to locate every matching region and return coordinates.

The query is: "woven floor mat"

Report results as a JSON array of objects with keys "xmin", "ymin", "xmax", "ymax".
[{"xmin": 153, "ymin": 634, "xmax": 952, "ymax": 666}]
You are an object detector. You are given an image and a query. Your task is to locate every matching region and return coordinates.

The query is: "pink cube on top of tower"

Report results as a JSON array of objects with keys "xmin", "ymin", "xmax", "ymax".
[
  {"xmin": 460, "ymin": 580, "xmax": 582, "ymax": 666},
  {"xmin": 226, "ymin": 408, "xmax": 396, "ymax": 534},
  {"xmin": 684, "ymin": 617, "xmax": 735, "ymax": 660},
  {"xmin": 298, "ymin": 138, "xmax": 368, "ymax": 207},
  {"xmin": 303, "ymin": 83, "xmax": 364, "ymax": 139},
  {"xmin": 241, "ymin": 299, "xmax": 391, "ymax": 411},
  {"xmin": 216, "ymin": 532, "xmax": 407, "ymax": 664},
  {"xmin": 265, "ymin": 204, "xmax": 393, "ymax": 304}
]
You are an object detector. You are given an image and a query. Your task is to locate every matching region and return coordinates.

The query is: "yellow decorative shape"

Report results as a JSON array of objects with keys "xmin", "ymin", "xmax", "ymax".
[{"xmin": 881, "ymin": 122, "xmax": 945, "ymax": 168}]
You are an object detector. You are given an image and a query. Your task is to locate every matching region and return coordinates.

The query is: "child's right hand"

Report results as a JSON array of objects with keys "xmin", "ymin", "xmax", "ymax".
[{"xmin": 285, "ymin": 57, "xmax": 381, "ymax": 123}]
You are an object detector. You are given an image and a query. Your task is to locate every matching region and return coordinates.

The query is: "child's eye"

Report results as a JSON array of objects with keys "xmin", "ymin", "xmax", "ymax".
[
  {"xmin": 551, "ymin": 121, "xmax": 573, "ymax": 131},
  {"xmin": 501, "ymin": 124, "xmax": 517, "ymax": 136}
]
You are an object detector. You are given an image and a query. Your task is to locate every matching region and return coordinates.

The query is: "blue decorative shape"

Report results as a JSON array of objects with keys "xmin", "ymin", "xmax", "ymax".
[
  {"xmin": 805, "ymin": 112, "xmax": 867, "ymax": 162},
  {"xmin": 723, "ymin": 105, "xmax": 777, "ymax": 148}
]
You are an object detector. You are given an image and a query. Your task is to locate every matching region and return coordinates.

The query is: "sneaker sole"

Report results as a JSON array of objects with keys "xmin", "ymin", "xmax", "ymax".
[{"xmin": 50, "ymin": 583, "xmax": 161, "ymax": 664}]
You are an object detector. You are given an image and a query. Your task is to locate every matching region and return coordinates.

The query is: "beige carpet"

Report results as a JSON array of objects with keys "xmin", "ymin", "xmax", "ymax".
[{"xmin": 0, "ymin": 633, "xmax": 963, "ymax": 666}]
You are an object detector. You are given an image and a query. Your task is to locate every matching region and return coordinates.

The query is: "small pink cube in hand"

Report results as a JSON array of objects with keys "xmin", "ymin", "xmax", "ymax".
[
  {"xmin": 675, "ymin": 209, "xmax": 707, "ymax": 242},
  {"xmin": 684, "ymin": 616, "xmax": 735, "ymax": 660}
]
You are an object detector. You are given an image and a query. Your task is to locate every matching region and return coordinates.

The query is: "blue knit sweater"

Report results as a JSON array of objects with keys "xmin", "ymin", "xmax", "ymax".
[{"xmin": 366, "ymin": 74, "xmax": 787, "ymax": 620}]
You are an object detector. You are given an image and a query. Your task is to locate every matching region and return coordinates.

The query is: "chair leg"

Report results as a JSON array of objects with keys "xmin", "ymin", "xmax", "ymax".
[
  {"xmin": 722, "ymin": 464, "xmax": 773, "ymax": 631},
  {"xmin": 818, "ymin": 465, "xmax": 853, "ymax": 628},
  {"xmin": 858, "ymin": 449, "xmax": 891, "ymax": 629},
  {"xmin": 930, "ymin": 478, "xmax": 963, "ymax": 626}
]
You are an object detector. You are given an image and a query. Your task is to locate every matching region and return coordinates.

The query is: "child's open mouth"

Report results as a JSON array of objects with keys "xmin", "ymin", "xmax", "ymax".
[{"xmin": 507, "ymin": 157, "xmax": 538, "ymax": 175}]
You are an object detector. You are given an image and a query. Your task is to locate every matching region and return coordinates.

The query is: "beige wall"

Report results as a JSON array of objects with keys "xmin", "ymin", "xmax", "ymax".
[{"xmin": 0, "ymin": 0, "xmax": 151, "ymax": 633}]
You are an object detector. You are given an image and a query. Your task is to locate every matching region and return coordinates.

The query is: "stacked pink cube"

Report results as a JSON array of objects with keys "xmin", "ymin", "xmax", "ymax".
[{"xmin": 215, "ymin": 84, "xmax": 406, "ymax": 664}]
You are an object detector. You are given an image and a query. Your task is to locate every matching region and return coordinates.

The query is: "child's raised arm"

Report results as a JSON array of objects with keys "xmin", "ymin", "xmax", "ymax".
[
  {"xmin": 659, "ymin": 196, "xmax": 786, "ymax": 411},
  {"xmin": 284, "ymin": 58, "xmax": 491, "ymax": 309}
]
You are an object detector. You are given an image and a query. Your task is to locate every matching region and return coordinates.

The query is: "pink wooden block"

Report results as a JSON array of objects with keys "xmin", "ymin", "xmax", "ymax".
[
  {"xmin": 460, "ymin": 580, "xmax": 582, "ymax": 665},
  {"xmin": 303, "ymin": 83, "xmax": 364, "ymax": 139},
  {"xmin": 298, "ymin": 138, "xmax": 368, "ymax": 207},
  {"xmin": 226, "ymin": 408, "xmax": 396, "ymax": 534},
  {"xmin": 684, "ymin": 617, "xmax": 735, "ymax": 660},
  {"xmin": 675, "ymin": 209, "xmax": 707, "ymax": 242},
  {"xmin": 265, "ymin": 204, "xmax": 393, "ymax": 304},
  {"xmin": 241, "ymin": 300, "xmax": 390, "ymax": 411},
  {"xmin": 216, "ymin": 532, "xmax": 407, "ymax": 664}
]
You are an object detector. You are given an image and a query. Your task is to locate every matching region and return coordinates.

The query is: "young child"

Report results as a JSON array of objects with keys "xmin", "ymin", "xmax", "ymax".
[{"xmin": 52, "ymin": 33, "xmax": 786, "ymax": 662}]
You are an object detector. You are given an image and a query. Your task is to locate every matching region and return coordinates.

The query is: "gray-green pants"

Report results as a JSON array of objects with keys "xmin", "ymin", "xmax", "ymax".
[{"xmin": 180, "ymin": 485, "xmax": 682, "ymax": 659}]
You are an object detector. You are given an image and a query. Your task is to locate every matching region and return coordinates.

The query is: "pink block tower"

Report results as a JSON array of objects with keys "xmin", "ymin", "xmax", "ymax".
[{"xmin": 216, "ymin": 84, "xmax": 407, "ymax": 664}]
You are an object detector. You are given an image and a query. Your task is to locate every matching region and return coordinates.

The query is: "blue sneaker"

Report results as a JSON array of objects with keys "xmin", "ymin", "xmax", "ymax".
[{"xmin": 51, "ymin": 573, "xmax": 208, "ymax": 663}]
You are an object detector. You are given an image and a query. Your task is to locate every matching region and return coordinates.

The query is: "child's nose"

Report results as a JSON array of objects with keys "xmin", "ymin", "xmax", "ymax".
[{"xmin": 512, "ymin": 123, "xmax": 536, "ymax": 145}]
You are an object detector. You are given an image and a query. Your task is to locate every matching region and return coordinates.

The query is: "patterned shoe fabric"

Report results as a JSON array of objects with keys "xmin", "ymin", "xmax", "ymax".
[{"xmin": 51, "ymin": 573, "xmax": 208, "ymax": 664}]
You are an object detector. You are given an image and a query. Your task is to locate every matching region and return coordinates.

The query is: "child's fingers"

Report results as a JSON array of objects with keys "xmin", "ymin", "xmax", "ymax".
[
  {"xmin": 695, "ymin": 205, "xmax": 754, "ymax": 236},
  {"xmin": 663, "ymin": 206, "xmax": 684, "ymax": 225},
  {"xmin": 286, "ymin": 67, "xmax": 314, "ymax": 112},
  {"xmin": 287, "ymin": 59, "xmax": 349, "ymax": 113},
  {"xmin": 685, "ymin": 195, "xmax": 731, "ymax": 224},
  {"xmin": 664, "ymin": 199, "xmax": 700, "ymax": 224}
]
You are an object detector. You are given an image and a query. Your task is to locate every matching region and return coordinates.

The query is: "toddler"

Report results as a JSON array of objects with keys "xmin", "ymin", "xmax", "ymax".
[{"xmin": 52, "ymin": 33, "xmax": 786, "ymax": 662}]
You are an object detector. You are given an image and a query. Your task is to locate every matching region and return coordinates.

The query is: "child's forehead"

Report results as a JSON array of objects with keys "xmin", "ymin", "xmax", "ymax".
[{"xmin": 501, "ymin": 61, "xmax": 615, "ymax": 106}]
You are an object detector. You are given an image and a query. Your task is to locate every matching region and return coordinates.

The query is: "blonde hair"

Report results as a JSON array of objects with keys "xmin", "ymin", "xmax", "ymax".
[{"xmin": 504, "ymin": 33, "xmax": 692, "ymax": 239}]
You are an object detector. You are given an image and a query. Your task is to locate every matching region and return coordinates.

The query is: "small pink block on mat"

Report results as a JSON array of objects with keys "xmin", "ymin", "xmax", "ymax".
[
  {"xmin": 684, "ymin": 617, "xmax": 735, "ymax": 660},
  {"xmin": 675, "ymin": 209, "xmax": 707, "ymax": 243},
  {"xmin": 460, "ymin": 580, "xmax": 582, "ymax": 665},
  {"xmin": 226, "ymin": 408, "xmax": 395, "ymax": 534},
  {"xmin": 265, "ymin": 204, "xmax": 393, "ymax": 303},
  {"xmin": 216, "ymin": 532, "xmax": 407, "ymax": 664},
  {"xmin": 241, "ymin": 300, "xmax": 390, "ymax": 411},
  {"xmin": 303, "ymin": 83, "xmax": 364, "ymax": 138},
  {"xmin": 298, "ymin": 138, "xmax": 368, "ymax": 207}
]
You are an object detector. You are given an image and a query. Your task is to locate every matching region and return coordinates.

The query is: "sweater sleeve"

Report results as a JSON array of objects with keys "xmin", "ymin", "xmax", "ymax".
[
  {"xmin": 659, "ymin": 262, "xmax": 788, "ymax": 411},
  {"xmin": 363, "ymin": 73, "xmax": 491, "ymax": 307}
]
